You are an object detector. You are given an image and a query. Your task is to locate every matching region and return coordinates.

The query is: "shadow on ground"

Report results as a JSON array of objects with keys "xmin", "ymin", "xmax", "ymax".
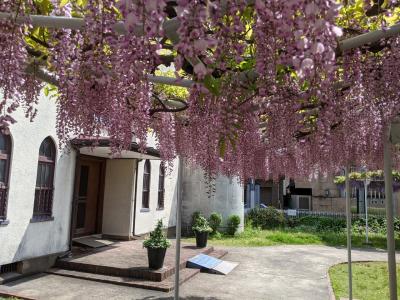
[{"xmin": 138, "ymin": 297, "xmax": 219, "ymax": 300}]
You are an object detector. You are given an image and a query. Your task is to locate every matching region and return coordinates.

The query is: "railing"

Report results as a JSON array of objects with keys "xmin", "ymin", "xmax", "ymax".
[{"xmin": 283, "ymin": 209, "xmax": 386, "ymax": 219}]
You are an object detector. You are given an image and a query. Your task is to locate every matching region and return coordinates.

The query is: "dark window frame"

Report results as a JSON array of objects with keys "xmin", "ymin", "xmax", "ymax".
[
  {"xmin": 157, "ymin": 163, "xmax": 165, "ymax": 210},
  {"xmin": 0, "ymin": 133, "xmax": 12, "ymax": 223},
  {"xmin": 32, "ymin": 137, "xmax": 56, "ymax": 222},
  {"xmin": 142, "ymin": 160, "xmax": 151, "ymax": 209}
]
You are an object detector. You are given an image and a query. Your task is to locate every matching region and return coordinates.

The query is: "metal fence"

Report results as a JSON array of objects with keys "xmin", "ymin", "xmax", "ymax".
[{"xmin": 283, "ymin": 209, "xmax": 387, "ymax": 219}]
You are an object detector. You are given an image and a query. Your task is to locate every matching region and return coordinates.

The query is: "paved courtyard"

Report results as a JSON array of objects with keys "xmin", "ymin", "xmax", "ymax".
[{"xmin": 1, "ymin": 245, "xmax": 397, "ymax": 300}]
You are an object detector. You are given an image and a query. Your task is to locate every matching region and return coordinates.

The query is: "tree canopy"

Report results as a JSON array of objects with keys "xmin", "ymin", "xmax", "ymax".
[{"xmin": 1, "ymin": 0, "xmax": 400, "ymax": 180}]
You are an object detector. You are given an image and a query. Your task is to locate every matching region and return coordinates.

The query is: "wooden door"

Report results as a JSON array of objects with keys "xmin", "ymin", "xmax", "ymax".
[{"xmin": 74, "ymin": 158, "xmax": 102, "ymax": 237}]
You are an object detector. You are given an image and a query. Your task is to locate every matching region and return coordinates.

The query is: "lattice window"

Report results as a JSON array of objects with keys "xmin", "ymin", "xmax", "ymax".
[
  {"xmin": 142, "ymin": 160, "xmax": 151, "ymax": 209},
  {"xmin": 33, "ymin": 137, "xmax": 56, "ymax": 221},
  {"xmin": 0, "ymin": 133, "xmax": 11, "ymax": 221},
  {"xmin": 157, "ymin": 163, "xmax": 165, "ymax": 209}
]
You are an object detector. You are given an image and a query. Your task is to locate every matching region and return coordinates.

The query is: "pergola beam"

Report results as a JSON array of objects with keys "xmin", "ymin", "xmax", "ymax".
[
  {"xmin": 1, "ymin": 12, "xmax": 399, "ymax": 53},
  {"xmin": 339, "ymin": 23, "xmax": 400, "ymax": 52},
  {"xmin": 26, "ymin": 64, "xmax": 193, "ymax": 89},
  {"xmin": 3, "ymin": 12, "xmax": 400, "ymax": 90}
]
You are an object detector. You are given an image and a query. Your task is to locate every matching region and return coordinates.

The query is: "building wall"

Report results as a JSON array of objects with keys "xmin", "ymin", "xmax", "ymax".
[
  {"xmin": 294, "ymin": 175, "xmax": 341, "ymax": 198},
  {"xmin": 102, "ymin": 159, "xmax": 136, "ymax": 238},
  {"xmin": 133, "ymin": 158, "xmax": 178, "ymax": 235},
  {"xmin": 0, "ymin": 93, "xmax": 75, "ymax": 265},
  {"xmin": 293, "ymin": 175, "xmax": 399, "ymax": 215},
  {"xmin": 181, "ymin": 164, "xmax": 244, "ymax": 233}
]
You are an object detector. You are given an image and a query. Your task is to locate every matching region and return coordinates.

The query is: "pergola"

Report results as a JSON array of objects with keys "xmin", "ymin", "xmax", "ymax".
[{"xmin": 1, "ymin": 2, "xmax": 400, "ymax": 299}]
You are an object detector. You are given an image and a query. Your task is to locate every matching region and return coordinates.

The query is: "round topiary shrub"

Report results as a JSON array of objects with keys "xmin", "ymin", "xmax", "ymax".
[
  {"xmin": 209, "ymin": 212, "xmax": 222, "ymax": 234},
  {"xmin": 227, "ymin": 214, "xmax": 241, "ymax": 235}
]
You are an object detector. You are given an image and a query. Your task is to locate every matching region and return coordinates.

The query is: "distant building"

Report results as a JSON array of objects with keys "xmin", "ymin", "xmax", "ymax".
[{"xmin": 244, "ymin": 175, "xmax": 399, "ymax": 216}]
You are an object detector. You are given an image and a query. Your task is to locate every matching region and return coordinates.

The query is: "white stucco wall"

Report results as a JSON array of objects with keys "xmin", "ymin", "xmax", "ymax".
[
  {"xmin": 181, "ymin": 164, "xmax": 244, "ymax": 232},
  {"xmin": 0, "ymin": 92, "xmax": 75, "ymax": 265},
  {"xmin": 102, "ymin": 159, "xmax": 136, "ymax": 238},
  {"xmin": 134, "ymin": 158, "xmax": 178, "ymax": 235}
]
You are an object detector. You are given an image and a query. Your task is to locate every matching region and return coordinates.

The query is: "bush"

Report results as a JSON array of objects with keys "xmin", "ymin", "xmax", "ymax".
[
  {"xmin": 143, "ymin": 219, "xmax": 171, "ymax": 249},
  {"xmin": 352, "ymin": 216, "xmax": 388, "ymax": 235},
  {"xmin": 192, "ymin": 215, "xmax": 213, "ymax": 233},
  {"xmin": 209, "ymin": 212, "xmax": 222, "ymax": 234},
  {"xmin": 286, "ymin": 217, "xmax": 301, "ymax": 228},
  {"xmin": 227, "ymin": 215, "xmax": 241, "ymax": 235},
  {"xmin": 247, "ymin": 207, "xmax": 285, "ymax": 229},
  {"xmin": 296, "ymin": 216, "xmax": 346, "ymax": 232},
  {"xmin": 191, "ymin": 211, "xmax": 201, "ymax": 227}
]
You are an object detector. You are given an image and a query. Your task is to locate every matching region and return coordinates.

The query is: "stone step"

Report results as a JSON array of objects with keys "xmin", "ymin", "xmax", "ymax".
[
  {"xmin": 55, "ymin": 245, "xmax": 215, "ymax": 282},
  {"xmin": 0, "ymin": 272, "xmax": 25, "ymax": 285},
  {"xmin": 46, "ymin": 267, "xmax": 200, "ymax": 292}
]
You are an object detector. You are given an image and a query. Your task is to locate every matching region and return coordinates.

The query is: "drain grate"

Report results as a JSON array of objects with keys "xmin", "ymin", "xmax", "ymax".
[{"xmin": 0, "ymin": 262, "xmax": 18, "ymax": 274}]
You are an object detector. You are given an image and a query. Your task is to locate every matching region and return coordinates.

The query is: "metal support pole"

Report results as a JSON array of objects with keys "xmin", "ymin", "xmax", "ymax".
[
  {"xmin": 1, "ymin": 11, "xmax": 400, "ymax": 54},
  {"xmin": 364, "ymin": 178, "xmax": 370, "ymax": 244},
  {"xmin": 345, "ymin": 165, "xmax": 353, "ymax": 300},
  {"xmin": 384, "ymin": 129, "xmax": 398, "ymax": 300},
  {"xmin": 174, "ymin": 157, "xmax": 183, "ymax": 300}
]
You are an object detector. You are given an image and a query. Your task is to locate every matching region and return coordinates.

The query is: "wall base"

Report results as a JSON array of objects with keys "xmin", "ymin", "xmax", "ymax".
[{"xmin": 0, "ymin": 252, "xmax": 63, "ymax": 285}]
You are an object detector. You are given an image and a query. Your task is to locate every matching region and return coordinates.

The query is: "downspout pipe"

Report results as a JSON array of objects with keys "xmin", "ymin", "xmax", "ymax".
[
  {"xmin": 132, "ymin": 159, "xmax": 140, "ymax": 236},
  {"xmin": 65, "ymin": 146, "xmax": 80, "ymax": 257}
]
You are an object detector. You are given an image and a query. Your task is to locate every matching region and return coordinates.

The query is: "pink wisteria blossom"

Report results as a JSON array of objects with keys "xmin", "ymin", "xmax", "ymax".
[{"xmin": 0, "ymin": 0, "xmax": 399, "ymax": 182}]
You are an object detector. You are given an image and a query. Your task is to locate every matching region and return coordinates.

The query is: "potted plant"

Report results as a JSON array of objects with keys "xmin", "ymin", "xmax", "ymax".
[
  {"xmin": 143, "ymin": 219, "xmax": 171, "ymax": 269},
  {"xmin": 192, "ymin": 215, "xmax": 212, "ymax": 248}
]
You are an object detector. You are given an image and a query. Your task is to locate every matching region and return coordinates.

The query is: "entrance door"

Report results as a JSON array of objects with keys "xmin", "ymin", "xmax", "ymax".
[{"xmin": 73, "ymin": 157, "xmax": 103, "ymax": 237}]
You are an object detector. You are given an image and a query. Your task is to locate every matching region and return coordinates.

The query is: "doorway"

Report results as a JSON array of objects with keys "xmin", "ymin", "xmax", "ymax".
[{"xmin": 73, "ymin": 156, "xmax": 105, "ymax": 238}]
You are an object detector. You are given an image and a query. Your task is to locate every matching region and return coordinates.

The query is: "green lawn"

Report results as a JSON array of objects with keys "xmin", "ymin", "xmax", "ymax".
[
  {"xmin": 183, "ymin": 226, "xmax": 400, "ymax": 249},
  {"xmin": 329, "ymin": 262, "xmax": 400, "ymax": 300}
]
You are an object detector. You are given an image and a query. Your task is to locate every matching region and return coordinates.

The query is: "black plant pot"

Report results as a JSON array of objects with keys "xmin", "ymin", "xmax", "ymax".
[
  {"xmin": 147, "ymin": 247, "xmax": 167, "ymax": 269},
  {"xmin": 195, "ymin": 231, "xmax": 208, "ymax": 248}
]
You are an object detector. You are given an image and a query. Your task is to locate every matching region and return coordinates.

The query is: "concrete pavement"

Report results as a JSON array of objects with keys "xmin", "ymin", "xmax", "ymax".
[{"xmin": 1, "ymin": 245, "xmax": 397, "ymax": 300}]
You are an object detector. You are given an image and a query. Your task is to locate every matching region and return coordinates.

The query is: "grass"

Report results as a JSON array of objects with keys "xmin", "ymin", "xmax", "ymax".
[
  {"xmin": 329, "ymin": 262, "xmax": 400, "ymax": 300},
  {"xmin": 183, "ymin": 226, "xmax": 400, "ymax": 249}
]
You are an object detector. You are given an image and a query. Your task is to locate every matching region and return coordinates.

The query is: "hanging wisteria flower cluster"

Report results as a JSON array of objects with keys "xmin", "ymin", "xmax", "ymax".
[
  {"xmin": 0, "ymin": 0, "xmax": 41, "ymax": 130},
  {"xmin": 1, "ymin": 0, "xmax": 400, "ymax": 181}
]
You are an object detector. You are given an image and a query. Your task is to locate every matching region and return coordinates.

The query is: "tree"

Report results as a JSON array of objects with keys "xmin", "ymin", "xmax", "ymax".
[{"xmin": 1, "ymin": 0, "xmax": 400, "ymax": 180}]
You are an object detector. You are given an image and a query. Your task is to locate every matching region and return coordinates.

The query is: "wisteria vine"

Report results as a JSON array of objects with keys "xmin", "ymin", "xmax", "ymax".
[{"xmin": 1, "ymin": 0, "xmax": 400, "ymax": 182}]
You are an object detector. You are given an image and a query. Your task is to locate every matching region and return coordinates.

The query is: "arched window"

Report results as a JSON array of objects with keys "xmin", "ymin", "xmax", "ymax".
[
  {"xmin": 0, "ymin": 133, "xmax": 12, "ymax": 221},
  {"xmin": 142, "ymin": 160, "xmax": 151, "ymax": 209},
  {"xmin": 157, "ymin": 163, "xmax": 165, "ymax": 209},
  {"xmin": 33, "ymin": 137, "xmax": 56, "ymax": 221}
]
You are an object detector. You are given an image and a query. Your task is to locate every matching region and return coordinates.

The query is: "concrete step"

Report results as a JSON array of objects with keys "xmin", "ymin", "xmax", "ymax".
[
  {"xmin": 46, "ymin": 267, "xmax": 200, "ymax": 292},
  {"xmin": 0, "ymin": 272, "xmax": 24, "ymax": 285},
  {"xmin": 55, "ymin": 245, "xmax": 215, "ymax": 282}
]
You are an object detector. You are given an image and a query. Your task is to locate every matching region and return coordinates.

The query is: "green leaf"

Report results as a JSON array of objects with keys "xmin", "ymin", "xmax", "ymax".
[
  {"xmin": 203, "ymin": 75, "xmax": 221, "ymax": 96},
  {"xmin": 60, "ymin": 0, "xmax": 70, "ymax": 6},
  {"xmin": 44, "ymin": 86, "xmax": 49, "ymax": 96}
]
